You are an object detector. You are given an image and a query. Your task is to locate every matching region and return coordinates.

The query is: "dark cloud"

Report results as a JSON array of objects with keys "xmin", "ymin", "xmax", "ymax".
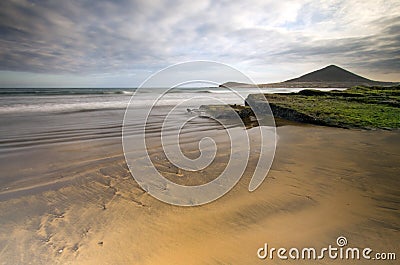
[
  {"xmin": 0, "ymin": 0, "xmax": 399, "ymax": 82},
  {"xmin": 0, "ymin": 0, "xmax": 168, "ymax": 73},
  {"xmin": 271, "ymin": 19, "xmax": 400, "ymax": 72}
]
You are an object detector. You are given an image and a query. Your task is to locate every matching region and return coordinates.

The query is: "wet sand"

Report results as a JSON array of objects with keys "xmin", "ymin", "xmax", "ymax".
[{"xmin": 0, "ymin": 124, "xmax": 399, "ymax": 264}]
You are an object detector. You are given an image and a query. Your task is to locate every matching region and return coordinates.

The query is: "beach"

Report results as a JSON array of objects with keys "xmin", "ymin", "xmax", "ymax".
[
  {"xmin": 2, "ymin": 0, "xmax": 400, "ymax": 263},
  {"xmin": 0, "ymin": 88, "xmax": 399, "ymax": 264}
]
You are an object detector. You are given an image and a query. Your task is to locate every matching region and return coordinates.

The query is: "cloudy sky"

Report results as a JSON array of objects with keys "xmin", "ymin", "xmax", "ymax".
[{"xmin": 0, "ymin": 0, "xmax": 399, "ymax": 87}]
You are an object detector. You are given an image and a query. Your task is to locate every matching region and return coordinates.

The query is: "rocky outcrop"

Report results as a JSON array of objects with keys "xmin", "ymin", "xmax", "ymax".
[
  {"xmin": 268, "ymin": 104, "xmax": 327, "ymax": 125},
  {"xmin": 198, "ymin": 104, "xmax": 254, "ymax": 119},
  {"xmin": 244, "ymin": 94, "xmax": 325, "ymax": 125}
]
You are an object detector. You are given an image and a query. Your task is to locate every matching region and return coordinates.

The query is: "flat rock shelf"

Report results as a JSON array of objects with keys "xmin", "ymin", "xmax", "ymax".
[{"xmin": 201, "ymin": 85, "xmax": 400, "ymax": 130}]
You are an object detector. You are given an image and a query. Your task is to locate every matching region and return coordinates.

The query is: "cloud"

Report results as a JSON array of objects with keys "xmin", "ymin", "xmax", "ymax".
[{"xmin": 0, "ymin": 0, "xmax": 399, "ymax": 84}]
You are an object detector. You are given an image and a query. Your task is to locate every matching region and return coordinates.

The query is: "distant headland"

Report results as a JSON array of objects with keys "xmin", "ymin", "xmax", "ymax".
[{"xmin": 220, "ymin": 65, "xmax": 398, "ymax": 88}]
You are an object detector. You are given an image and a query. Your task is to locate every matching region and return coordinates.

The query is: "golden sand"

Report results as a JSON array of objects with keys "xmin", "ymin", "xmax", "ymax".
[{"xmin": 0, "ymin": 125, "xmax": 399, "ymax": 264}]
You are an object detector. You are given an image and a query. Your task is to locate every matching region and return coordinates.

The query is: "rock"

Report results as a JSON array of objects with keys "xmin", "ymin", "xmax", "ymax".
[{"xmin": 198, "ymin": 104, "xmax": 255, "ymax": 119}]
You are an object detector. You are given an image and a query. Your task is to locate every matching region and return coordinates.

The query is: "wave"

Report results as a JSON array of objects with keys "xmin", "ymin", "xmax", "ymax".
[
  {"xmin": 102, "ymin": 90, "xmax": 134, "ymax": 95},
  {"xmin": 0, "ymin": 87, "xmax": 277, "ymax": 96},
  {"xmin": 0, "ymin": 88, "xmax": 135, "ymax": 96},
  {"xmin": 164, "ymin": 89, "xmax": 230, "ymax": 94},
  {"xmin": 0, "ymin": 101, "xmax": 129, "ymax": 114}
]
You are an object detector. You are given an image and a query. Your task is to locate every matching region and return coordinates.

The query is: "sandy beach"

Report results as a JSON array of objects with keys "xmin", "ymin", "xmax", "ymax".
[
  {"xmin": 0, "ymin": 121, "xmax": 398, "ymax": 264},
  {"xmin": 1, "ymin": 0, "xmax": 400, "ymax": 264}
]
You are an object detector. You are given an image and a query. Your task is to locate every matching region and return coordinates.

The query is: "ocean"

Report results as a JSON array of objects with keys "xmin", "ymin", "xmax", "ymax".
[
  {"xmin": 0, "ymin": 86, "xmax": 332, "ymax": 198},
  {"xmin": 0, "ymin": 86, "xmax": 314, "ymax": 114}
]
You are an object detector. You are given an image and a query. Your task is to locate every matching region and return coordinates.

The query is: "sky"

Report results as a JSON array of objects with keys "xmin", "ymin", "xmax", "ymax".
[{"xmin": 0, "ymin": 0, "xmax": 399, "ymax": 87}]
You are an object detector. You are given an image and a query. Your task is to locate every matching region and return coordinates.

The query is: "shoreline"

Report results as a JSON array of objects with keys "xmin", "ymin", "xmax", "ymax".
[{"xmin": 0, "ymin": 124, "xmax": 399, "ymax": 264}]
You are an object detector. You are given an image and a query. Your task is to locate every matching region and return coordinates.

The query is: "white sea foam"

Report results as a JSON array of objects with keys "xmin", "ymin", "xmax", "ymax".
[{"xmin": 0, "ymin": 87, "xmax": 342, "ymax": 114}]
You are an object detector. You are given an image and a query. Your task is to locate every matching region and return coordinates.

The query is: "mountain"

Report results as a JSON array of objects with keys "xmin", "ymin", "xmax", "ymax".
[
  {"xmin": 284, "ymin": 65, "xmax": 372, "ymax": 83},
  {"xmin": 220, "ymin": 65, "xmax": 398, "ymax": 88}
]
